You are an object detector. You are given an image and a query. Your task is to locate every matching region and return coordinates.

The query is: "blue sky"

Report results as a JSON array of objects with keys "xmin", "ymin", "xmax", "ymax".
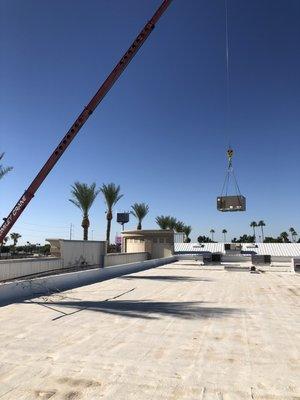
[{"xmin": 1, "ymin": 0, "xmax": 299, "ymax": 245}]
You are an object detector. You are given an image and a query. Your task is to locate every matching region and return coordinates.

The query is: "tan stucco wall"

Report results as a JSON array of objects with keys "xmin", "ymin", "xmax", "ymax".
[{"xmin": 122, "ymin": 230, "xmax": 174, "ymax": 259}]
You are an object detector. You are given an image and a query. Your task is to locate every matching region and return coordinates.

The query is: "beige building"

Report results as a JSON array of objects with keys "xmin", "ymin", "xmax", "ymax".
[{"xmin": 122, "ymin": 230, "xmax": 174, "ymax": 259}]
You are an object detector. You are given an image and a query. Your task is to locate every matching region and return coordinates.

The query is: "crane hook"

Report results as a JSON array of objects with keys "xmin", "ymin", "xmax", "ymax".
[{"xmin": 227, "ymin": 147, "xmax": 234, "ymax": 168}]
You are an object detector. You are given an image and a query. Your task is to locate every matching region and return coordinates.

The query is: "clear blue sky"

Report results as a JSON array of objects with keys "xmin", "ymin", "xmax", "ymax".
[{"xmin": 1, "ymin": 0, "xmax": 299, "ymax": 245}]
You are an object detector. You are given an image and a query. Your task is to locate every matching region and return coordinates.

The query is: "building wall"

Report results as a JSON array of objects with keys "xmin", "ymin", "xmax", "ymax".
[
  {"xmin": 0, "ymin": 257, "xmax": 62, "ymax": 282},
  {"xmin": 59, "ymin": 240, "xmax": 107, "ymax": 268},
  {"xmin": 104, "ymin": 252, "xmax": 148, "ymax": 267},
  {"xmin": 122, "ymin": 230, "xmax": 174, "ymax": 259},
  {"xmin": 151, "ymin": 243, "xmax": 173, "ymax": 259},
  {"xmin": 124, "ymin": 238, "xmax": 146, "ymax": 254},
  {"xmin": 0, "ymin": 240, "xmax": 107, "ymax": 282}
]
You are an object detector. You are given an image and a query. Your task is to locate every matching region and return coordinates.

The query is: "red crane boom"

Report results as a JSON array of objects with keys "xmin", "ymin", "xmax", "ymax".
[{"xmin": 0, "ymin": 0, "xmax": 173, "ymax": 242}]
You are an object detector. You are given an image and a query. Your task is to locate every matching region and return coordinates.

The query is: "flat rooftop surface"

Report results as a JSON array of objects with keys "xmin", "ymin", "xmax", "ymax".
[{"xmin": 0, "ymin": 261, "xmax": 299, "ymax": 400}]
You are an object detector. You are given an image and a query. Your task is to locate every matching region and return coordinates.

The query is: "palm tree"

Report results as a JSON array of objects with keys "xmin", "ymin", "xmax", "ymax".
[
  {"xmin": 183, "ymin": 225, "xmax": 192, "ymax": 243},
  {"xmin": 100, "ymin": 183, "xmax": 123, "ymax": 245},
  {"xmin": 279, "ymin": 231, "xmax": 289, "ymax": 243},
  {"xmin": 292, "ymin": 230, "xmax": 298, "ymax": 242},
  {"xmin": 258, "ymin": 220, "xmax": 266, "ymax": 242},
  {"xmin": 222, "ymin": 229, "xmax": 227, "ymax": 242},
  {"xmin": 250, "ymin": 221, "xmax": 257, "ymax": 242},
  {"xmin": 69, "ymin": 182, "xmax": 99, "ymax": 241},
  {"xmin": 131, "ymin": 203, "xmax": 149, "ymax": 230},
  {"xmin": 168, "ymin": 217, "xmax": 178, "ymax": 231},
  {"xmin": 289, "ymin": 227, "xmax": 297, "ymax": 242},
  {"xmin": 174, "ymin": 220, "xmax": 185, "ymax": 233},
  {"xmin": 0, "ymin": 153, "xmax": 13, "ymax": 181},
  {"xmin": 10, "ymin": 232, "xmax": 21, "ymax": 247},
  {"xmin": 210, "ymin": 229, "xmax": 215, "ymax": 241},
  {"xmin": 156, "ymin": 215, "xmax": 170, "ymax": 230}
]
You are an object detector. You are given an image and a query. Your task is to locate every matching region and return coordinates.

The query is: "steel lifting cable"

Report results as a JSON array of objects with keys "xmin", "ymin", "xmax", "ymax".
[
  {"xmin": 220, "ymin": 149, "xmax": 242, "ymax": 197},
  {"xmin": 225, "ymin": 0, "xmax": 231, "ymax": 142},
  {"xmin": 220, "ymin": 0, "xmax": 242, "ymax": 199}
]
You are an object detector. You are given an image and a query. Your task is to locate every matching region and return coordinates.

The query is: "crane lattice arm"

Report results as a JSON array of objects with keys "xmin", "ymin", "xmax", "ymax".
[{"xmin": 0, "ymin": 0, "xmax": 173, "ymax": 242}]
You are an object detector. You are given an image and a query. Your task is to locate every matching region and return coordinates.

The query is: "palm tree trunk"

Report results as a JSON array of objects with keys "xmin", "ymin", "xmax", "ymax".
[
  {"xmin": 83, "ymin": 226, "xmax": 88, "ymax": 241},
  {"xmin": 137, "ymin": 220, "xmax": 142, "ymax": 230},
  {"xmin": 253, "ymin": 228, "xmax": 256, "ymax": 242},
  {"xmin": 261, "ymin": 226, "xmax": 264, "ymax": 242},
  {"xmin": 81, "ymin": 215, "xmax": 90, "ymax": 241},
  {"xmin": 106, "ymin": 211, "xmax": 112, "ymax": 245}
]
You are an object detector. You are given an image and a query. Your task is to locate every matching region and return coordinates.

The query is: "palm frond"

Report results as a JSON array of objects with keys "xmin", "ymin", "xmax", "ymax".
[
  {"xmin": 183, "ymin": 225, "xmax": 191, "ymax": 237},
  {"xmin": 100, "ymin": 183, "xmax": 123, "ymax": 210},
  {"xmin": 155, "ymin": 215, "xmax": 170, "ymax": 230},
  {"xmin": 174, "ymin": 220, "xmax": 185, "ymax": 233},
  {"xmin": 0, "ymin": 152, "xmax": 13, "ymax": 180},
  {"xmin": 131, "ymin": 203, "xmax": 149, "ymax": 220},
  {"xmin": 69, "ymin": 181, "xmax": 99, "ymax": 215}
]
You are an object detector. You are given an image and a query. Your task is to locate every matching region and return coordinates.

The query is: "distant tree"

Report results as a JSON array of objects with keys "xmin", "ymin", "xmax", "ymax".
[
  {"xmin": 250, "ymin": 221, "xmax": 258, "ymax": 241},
  {"xmin": 222, "ymin": 229, "xmax": 227, "ymax": 242},
  {"xmin": 197, "ymin": 235, "xmax": 213, "ymax": 243},
  {"xmin": 289, "ymin": 227, "xmax": 298, "ymax": 242},
  {"xmin": 69, "ymin": 182, "xmax": 99, "ymax": 241},
  {"xmin": 10, "ymin": 232, "xmax": 21, "ymax": 247},
  {"xmin": 100, "ymin": 183, "xmax": 123, "ymax": 246},
  {"xmin": 210, "ymin": 229, "xmax": 215, "ymax": 241},
  {"xmin": 0, "ymin": 153, "xmax": 13, "ymax": 181},
  {"xmin": 156, "ymin": 215, "xmax": 170, "ymax": 230},
  {"xmin": 130, "ymin": 203, "xmax": 149, "ymax": 230},
  {"xmin": 279, "ymin": 231, "xmax": 290, "ymax": 243},
  {"xmin": 258, "ymin": 220, "xmax": 266, "ymax": 242},
  {"xmin": 183, "ymin": 225, "xmax": 192, "ymax": 243},
  {"xmin": 233, "ymin": 234, "xmax": 255, "ymax": 243},
  {"xmin": 155, "ymin": 215, "xmax": 187, "ymax": 233},
  {"xmin": 264, "ymin": 236, "xmax": 280, "ymax": 243}
]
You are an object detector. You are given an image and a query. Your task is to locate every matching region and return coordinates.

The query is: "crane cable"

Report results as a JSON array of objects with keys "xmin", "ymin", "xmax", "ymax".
[
  {"xmin": 225, "ymin": 0, "xmax": 231, "ymax": 142},
  {"xmin": 220, "ymin": 0, "xmax": 242, "ymax": 199},
  {"xmin": 220, "ymin": 154, "xmax": 242, "ymax": 197}
]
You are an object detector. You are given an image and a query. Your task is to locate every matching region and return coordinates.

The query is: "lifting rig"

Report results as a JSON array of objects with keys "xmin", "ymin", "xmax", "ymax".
[
  {"xmin": 217, "ymin": 148, "xmax": 246, "ymax": 212},
  {"xmin": 0, "ymin": 0, "xmax": 173, "ymax": 243}
]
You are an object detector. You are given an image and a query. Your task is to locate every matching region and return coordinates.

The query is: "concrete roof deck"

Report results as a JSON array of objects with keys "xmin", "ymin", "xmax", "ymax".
[{"xmin": 0, "ymin": 261, "xmax": 299, "ymax": 399}]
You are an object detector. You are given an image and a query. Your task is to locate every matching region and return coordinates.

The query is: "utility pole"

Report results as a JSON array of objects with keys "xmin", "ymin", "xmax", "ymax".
[{"xmin": 69, "ymin": 223, "xmax": 73, "ymax": 240}]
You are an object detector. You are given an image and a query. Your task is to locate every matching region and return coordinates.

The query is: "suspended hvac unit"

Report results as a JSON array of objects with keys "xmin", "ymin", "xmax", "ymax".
[
  {"xmin": 217, "ymin": 148, "xmax": 246, "ymax": 212},
  {"xmin": 217, "ymin": 195, "xmax": 246, "ymax": 212}
]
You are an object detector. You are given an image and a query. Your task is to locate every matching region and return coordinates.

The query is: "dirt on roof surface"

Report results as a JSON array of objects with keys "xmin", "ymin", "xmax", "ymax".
[{"xmin": 0, "ymin": 260, "xmax": 299, "ymax": 399}]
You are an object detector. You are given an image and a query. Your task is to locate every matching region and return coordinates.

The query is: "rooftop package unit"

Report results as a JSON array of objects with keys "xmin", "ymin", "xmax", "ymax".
[
  {"xmin": 217, "ymin": 148, "xmax": 246, "ymax": 212},
  {"xmin": 224, "ymin": 243, "xmax": 243, "ymax": 251},
  {"xmin": 217, "ymin": 195, "xmax": 246, "ymax": 212},
  {"xmin": 252, "ymin": 254, "xmax": 271, "ymax": 265}
]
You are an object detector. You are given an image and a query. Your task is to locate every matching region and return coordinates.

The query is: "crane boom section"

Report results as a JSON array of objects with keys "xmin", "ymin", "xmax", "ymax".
[{"xmin": 0, "ymin": 0, "xmax": 173, "ymax": 242}]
